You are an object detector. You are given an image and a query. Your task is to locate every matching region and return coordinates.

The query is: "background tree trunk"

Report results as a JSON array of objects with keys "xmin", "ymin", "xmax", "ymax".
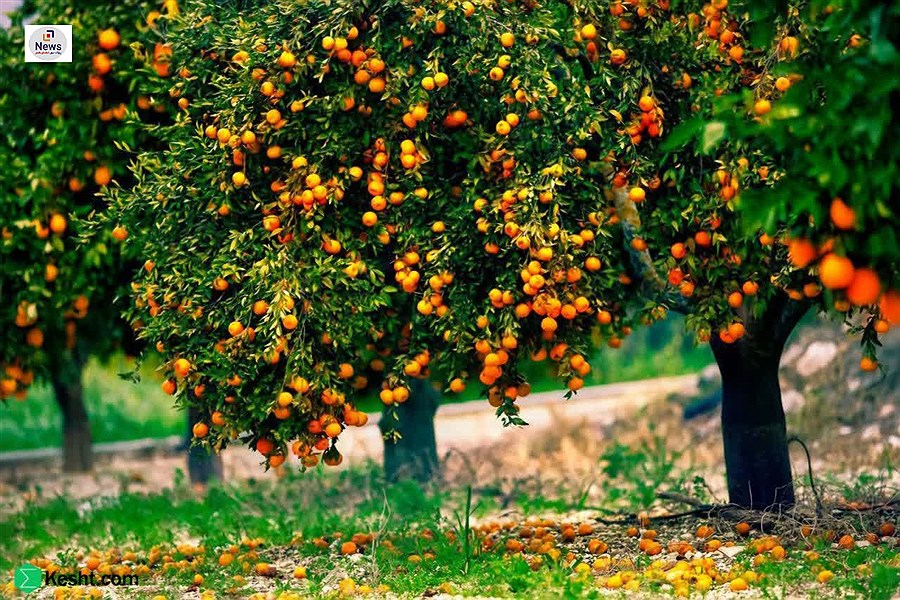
[
  {"xmin": 51, "ymin": 349, "xmax": 92, "ymax": 473},
  {"xmin": 186, "ymin": 405, "xmax": 223, "ymax": 485},
  {"xmin": 380, "ymin": 378, "xmax": 439, "ymax": 483},
  {"xmin": 709, "ymin": 294, "xmax": 810, "ymax": 509}
]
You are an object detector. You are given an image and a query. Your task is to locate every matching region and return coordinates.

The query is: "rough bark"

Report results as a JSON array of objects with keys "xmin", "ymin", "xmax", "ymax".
[
  {"xmin": 50, "ymin": 349, "xmax": 93, "ymax": 473},
  {"xmin": 380, "ymin": 378, "xmax": 439, "ymax": 483},
  {"xmin": 710, "ymin": 293, "xmax": 810, "ymax": 509}
]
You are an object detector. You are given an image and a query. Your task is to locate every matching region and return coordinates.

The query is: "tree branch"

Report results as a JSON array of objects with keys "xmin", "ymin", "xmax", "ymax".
[{"xmin": 612, "ymin": 187, "xmax": 691, "ymax": 315}]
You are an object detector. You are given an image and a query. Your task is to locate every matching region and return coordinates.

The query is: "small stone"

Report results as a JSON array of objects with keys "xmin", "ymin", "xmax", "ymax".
[
  {"xmin": 795, "ymin": 341, "xmax": 838, "ymax": 377},
  {"xmin": 718, "ymin": 545, "xmax": 745, "ymax": 559},
  {"xmin": 861, "ymin": 424, "xmax": 880, "ymax": 441},
  {"xmin": 781, "ymin": 390, "xmax": 805, "ymax": 413}
]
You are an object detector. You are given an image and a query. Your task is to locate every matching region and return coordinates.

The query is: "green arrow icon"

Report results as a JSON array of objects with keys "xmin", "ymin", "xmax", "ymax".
[{"xmin": 14, "ymin": 563, "xmax": 43, "ymax": 593}]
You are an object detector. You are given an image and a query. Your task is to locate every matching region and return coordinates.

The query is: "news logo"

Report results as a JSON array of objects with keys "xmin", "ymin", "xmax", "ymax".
[{"xmin": 24, "ymin": 25, "xmax": 72, "ymax": 62}]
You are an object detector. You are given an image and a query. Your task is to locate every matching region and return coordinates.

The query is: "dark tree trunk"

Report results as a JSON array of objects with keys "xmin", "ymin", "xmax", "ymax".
[
  {"xmin": 709, "ymin": 293, "xmax": 810, "ymax": 509},
  {"xmin": 186, "ymin": 405, "xmax": 223, "ymax": 485},
  {"xmin": 51, "ymin": 350, "xmax": 93, "ymax": 473},
  {"xmin": 380, "ymin": 378, "xmax": 439, "ymax": 483}
]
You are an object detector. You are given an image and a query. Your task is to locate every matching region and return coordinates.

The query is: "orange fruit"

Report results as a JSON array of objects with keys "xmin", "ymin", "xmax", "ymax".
[
  {"xmin": 173, "ymin": 358, "xmax": 191, "ymax": 378},
  {"xmin": 49, "ymin": 213, "xmax": 67, "ymax": 235},
  {"xmin": 788, "ymin": 238, "xmax": 816, "ymax": 268},
  {"xmin": 98, "ymin": 28, "xmax": 120, "ymax": 50},
  {"xmin": 860, "ymin": 357, "xmax": 878, "ymax": 372},
  {"xmin": 500, "ymin": 32, "xmax": 514, "ymax": 47},
  {"xmin": 111, "ymin": 225, "xmax": 128, "ymax": 241},
  {"xmin": 628, "ymin": 187, "xmax": 646, "ymax": 202},
  {"xmin": 754, "ymin": 99, "xmax": 771, "ymax": 115},
  {"xmin": 282, "ymin": 314, "xmax": 299, "ymax": 330},
  {"xmin": 694, "ymin": 231, "xmax": 711, "ymax": 247},
  {"xmin": 845, "ymin": 268, "xmax": 880, "ymax": 305},
  {"xmin": 192, "ymin": 422, "xmax": 209, "ymax": 438},
  {"xmin": 256, "ymin": 438, "xmax": 274, "ymax": 455},
  {"xmin": 161, "ymin": 379, "xmax": 177, "ymax": 395},
  {"xmin": 881, "ymin": 290, "xmax": 900, "ymax": 323},
  {"xmin": 829, "ymin": 198, "xmax": 855, "ymax": 230},
  {"xmin": 818, "ymin": 253, "xmax": 855, "ymax": 289}
]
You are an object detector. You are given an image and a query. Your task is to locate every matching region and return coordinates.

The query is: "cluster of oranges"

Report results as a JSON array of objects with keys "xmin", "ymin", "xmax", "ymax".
[{"xmin": 91, "ymin": 0, "xmax": 897, "ymax": 466}]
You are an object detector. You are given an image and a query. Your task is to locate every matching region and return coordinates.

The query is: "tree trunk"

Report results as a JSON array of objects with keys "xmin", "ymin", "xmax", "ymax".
[
  {"xmin": 711, "ymin": 339, "xmax": 794, "ymax": 509},
  {"xmin": 186, "ymin": 405, "xmax": 223, "ymax": 485},
  {"xmin": 380, "ymin": 378, "xmax": 439, "ymax": 483},
  {"xmin": 51, "ymin": 352, "xmax": 93, "ymax": 473},
  {"xmin": 709, "ymin": 294, "xmax": 810, "ymax": 509}
]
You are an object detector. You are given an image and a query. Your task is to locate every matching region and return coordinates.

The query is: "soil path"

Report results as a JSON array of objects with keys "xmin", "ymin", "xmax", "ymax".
[{"xmin": 0, "ymin": 376, "xmax": 698, "ymax": 505}]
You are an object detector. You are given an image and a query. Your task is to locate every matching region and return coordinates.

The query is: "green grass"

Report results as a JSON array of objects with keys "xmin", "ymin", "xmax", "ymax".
[
  {"xmin": 1, "ymin": 461, "xmax": 897, "ymax": 599},
  {"xmin": 0, "ymin": 316, "xmax": 712, "ymax": 453},
  {"xmin": 0, "ymin": 356, "xmax": 183, "ymax": 453}
]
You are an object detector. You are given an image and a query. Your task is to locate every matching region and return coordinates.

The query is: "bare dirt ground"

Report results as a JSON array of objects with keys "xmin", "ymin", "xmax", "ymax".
[{"xmin": 0, "ymin": 376, "xmax": 697, "ymax": 507}]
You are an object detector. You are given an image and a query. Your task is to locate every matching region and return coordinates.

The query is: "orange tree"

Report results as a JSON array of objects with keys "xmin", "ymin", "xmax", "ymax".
[
  {"xmin": 0, "ymin": 0, "xmax": 173, "ymax": 470},
  {"xmin": 103, "ymin": 0, "xmax": 897, "ymax": 506}
]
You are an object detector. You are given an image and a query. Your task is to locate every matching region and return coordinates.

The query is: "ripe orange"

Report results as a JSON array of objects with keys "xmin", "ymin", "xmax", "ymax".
[
  {"xmin": 256, "ymin": 438, "xmax": 274, "ymax": 455},
  {"xmin": 787, "ymin": 238, "xmax": 817, "ymax": 268},
  {"xmin": 49, "ymin": 213, "xmax": 67, "ymax": 235},
  {"xmin": 162, "ymin": 379, "xmax": 177, "ymax": 395},
  {"xmin": 282, "ymin": 314, "xmax": 299, "ymax": 330},
  {"xmin": 818, "ymin": 253, "xmax": 855, "ymax": 289},
  {"xmin": 98, "ymin": 28, "xmax": 120, "ymax": 50},
  {"xmin": 192, "ymin": 422, "xmax": 209, "ymax": 438},
  {"xmin": 694, "ymin": 231, "xmax": 711, "ymax": 247},
  {"xmin": 228, "ymin": 321, "xmax": 244, "ymax": 337},
  {"xmin": 92, "ymin": 53, "xmax": 112, "ymax": 75},
  {"xmin": 754, "ymin": 99, "xmax": 771, "ymax": 115},
  {"xmin": 775, "ymin": 76, "xmax": 791, "ymax": 92},
  {"xmin": 845, "ymin": 268, "xmax": 880, "ymax": 306},
  {"xmin": 671, "ymin": 243, "xmax": 686, "ymax": 259},
  {"xmin": 727, "ymin": 291, "xmax": 743, "ymax": 308},
  {"xmin": 500, "ymin": 32, "xmax": 514, "ymax": 47},
  {"xmin": 628, "ymin": 187, "xmax": 646, "ymax": 202},
  {"xmin": 580, "ymin": 23, "xmax": 597, "ymax": 40},
  {"xmin": 111, "ymin": 226, "xmax": 128, "ymax": 241},
  {"xmin": 860, "ymin": 357, "xmax": 878, "ymax": 372},
  {"xmin": 881, "ymin": 290, "xmax": 900, "ymax": 323},
  {"xmin": 742, "ymin": 281, "xmax": 759, "ymax": 295},
  {"xmin": 173, "ymin": 358, "xmax": 191, "ymax": 378},
  {"xmin": 829, "ymin": 198, "xmax": 855, "ymax": 230}
]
